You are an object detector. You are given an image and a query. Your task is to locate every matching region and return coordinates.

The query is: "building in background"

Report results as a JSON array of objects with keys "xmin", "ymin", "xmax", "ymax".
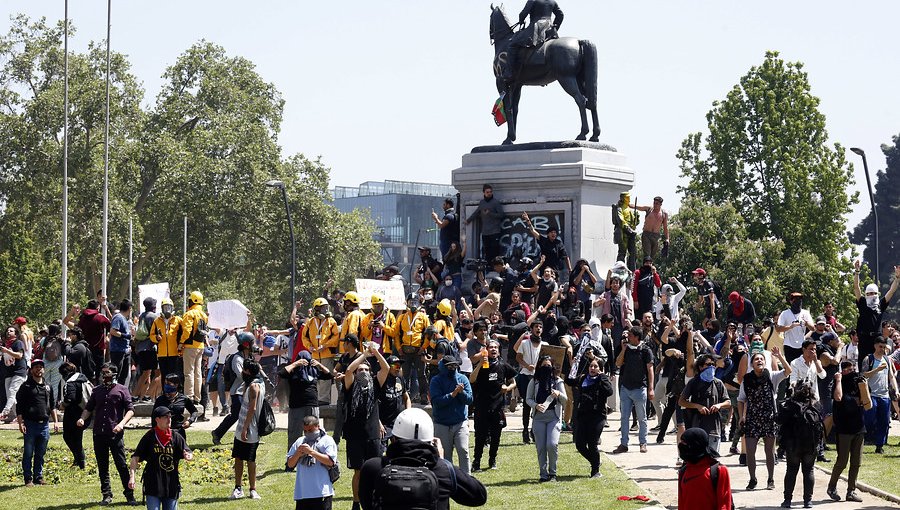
[{"xmin": 333, "ymin": 180, "xmax": 457, "ymax": 275}]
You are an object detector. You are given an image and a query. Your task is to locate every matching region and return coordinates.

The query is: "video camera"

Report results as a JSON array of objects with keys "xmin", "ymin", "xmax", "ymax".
[{"xmin": 465, "ymin": 258, "xmax": 489, "ymax": 272}]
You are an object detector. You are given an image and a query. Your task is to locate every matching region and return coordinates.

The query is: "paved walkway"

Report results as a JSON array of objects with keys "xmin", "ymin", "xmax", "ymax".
[{"xmin": 600, "ymin": 411, "xmax": 898, "ymax": 510}]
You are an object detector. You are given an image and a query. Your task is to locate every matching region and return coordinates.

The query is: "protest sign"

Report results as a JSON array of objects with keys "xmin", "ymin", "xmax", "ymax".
[
  {"xmin": 355, "ymin": 279, "xmax": 406, "ymax": 310},
  {"xmin": 138, "ymin": 283, "xmax": 170, "ymax": 314},
  {"xmin": 539, "ymin": 344, "xmax": 568, "ymax": 371},
  {"xmin": 208, "ymin": 299, "xmax": 250, "ymax": 330}
]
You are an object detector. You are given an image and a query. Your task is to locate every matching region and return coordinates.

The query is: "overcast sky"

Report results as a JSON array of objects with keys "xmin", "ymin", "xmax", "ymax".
[{"xmin": 4, "ymin": 1, "xmax": 898, "ymax": 232}]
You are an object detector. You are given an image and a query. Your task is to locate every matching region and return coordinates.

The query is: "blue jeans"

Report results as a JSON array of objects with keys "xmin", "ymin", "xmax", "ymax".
[
  {"xmin": 619, "ymin": 386, "xmax": 648, "ymax": 446},
  {"xmin": 532, "ymin": 416, "xmax": 561, "ymax": 479},
  {"xmin": 23, "ymin": 419, "xmax": 50, "ymax": 482},
  {"xmin": 146, "ymin": 495, "xmax": 178, "ymax": 510},
  {"xmin": 864, "ymin": 396, "xmax": 891, "ymax": 447}
]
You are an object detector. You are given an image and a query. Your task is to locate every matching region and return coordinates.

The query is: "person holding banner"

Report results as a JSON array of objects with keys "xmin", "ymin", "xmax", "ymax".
[
  {"xmin": 361, "ymin": 294, "xmax": 396, "ymax": 354},
  {"xmin": 302, "ymin": 299, "xmax": 340, "ymax": 405}
]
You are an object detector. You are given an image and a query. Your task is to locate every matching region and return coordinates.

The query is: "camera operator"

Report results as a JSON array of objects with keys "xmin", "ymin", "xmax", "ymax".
[{"xmin": 491, "ymin": 257, "xmax": 520, "ymax": 312}]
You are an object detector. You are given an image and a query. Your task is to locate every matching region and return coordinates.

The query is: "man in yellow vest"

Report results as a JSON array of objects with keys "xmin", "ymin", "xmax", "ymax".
[
  {"xmin": 361, "ymin": 294, "xmax": 397, "ymax": 354},
  {"xmin": 150, "ymin": 298, "xmax": 182, "ymax": 380},
  {"xmin": 302, "ymin": 298, "xmax": 340, "ymax": 404},
  {"xmin": 339, "ymin": 291, "xmax": 366, "ymax": 354},
  {"xmin": 433, "ymin": 299, "xmax": 456, "ymax": 341},
  {"xmin": 393, "ymin": 293, "xmax": 431, "ymax": 404},
  {"xmin": 179, "ymin": 290, "xmax": 209, "ymax": 403}
]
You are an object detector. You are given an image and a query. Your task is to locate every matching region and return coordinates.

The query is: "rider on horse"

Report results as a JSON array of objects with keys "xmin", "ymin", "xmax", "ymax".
[{"xmin": 502, "ymin": 0, "xmax": 565, "ymax": 85}]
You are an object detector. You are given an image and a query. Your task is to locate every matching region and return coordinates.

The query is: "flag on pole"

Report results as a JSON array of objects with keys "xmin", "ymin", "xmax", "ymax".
[{"xmin": 492, "ymin": 92, "xmax": 507, "ymax": 126}]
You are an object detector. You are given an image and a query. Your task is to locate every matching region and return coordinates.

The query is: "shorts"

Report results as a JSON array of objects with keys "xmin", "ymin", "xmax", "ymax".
[
  {"xmin": 136, "ymin": 350, "xmax": 158, "ymax": 372},
  {"xmin": 158, "ymin": 357, "xmax": 180, "ymax": 379},
  {"xmin": 232, "ymin": 439, "xmax": 260, "ymax": 462},
  {"xmin": 345, "ymin": 437, "xmax": 383, "ymax": 469}
]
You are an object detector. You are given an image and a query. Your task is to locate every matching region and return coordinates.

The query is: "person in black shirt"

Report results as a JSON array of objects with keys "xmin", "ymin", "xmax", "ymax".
[
  {"xmin": 2, "ymin": 325, "xmax": 28, "ymax": 423},
  {"xmin": 432, "ymin": 197, "xmax": 460, "ymax": 258},
  {"xmin": 64, "ymin": 327, "xmax": 94, "ymax": 381},
  {"xmin": 16, "ymin": 359, "xmax": 59, "ymax": 486},
  {"xmin": 852, "ymin": 260, "xmax": 900, "ymax": 370},
  {"xmin": 60, "ymin": 362, "xmax": 91, "ymax": 469},
  {"xmin": 570, "ymin": 358, "xmax": 613, "ymax": 477},
  {"xmin": 522, "ymin": 212, "xmax": 572, "ymax": 277},
  {"xmin": 469, "ymin": 339, "xmax": 516, "ymax": 471},
  {"xmin": 128, "ymin": 406, "xmax": 193, "ymax": 510},
  {"xmin": 278, "ymin": 350, "xmax": 333, "ymax": 457},
  {"xmin": 343, "ymin": 352, "xmax": 384, "ymax": 510},
  {"xmin": 154, "ymin": 373, "xmax": 199, "ymax": 440},
  {"xmin": 613, "ymin": 326, "xmax": 655, "ymax": 454},
  {"xmin": 827, "ymin": 362, "xmax": 867, "ymax": 502},
  {"xmin": 372, "ymin": 348, "xmax": 411, "ymax": 443}
]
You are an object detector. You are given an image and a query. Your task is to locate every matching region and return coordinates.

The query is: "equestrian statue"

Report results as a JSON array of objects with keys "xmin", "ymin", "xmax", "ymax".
[{"xmin": 490, "ymin": 1, "xmax": 600, "ymax": 145}]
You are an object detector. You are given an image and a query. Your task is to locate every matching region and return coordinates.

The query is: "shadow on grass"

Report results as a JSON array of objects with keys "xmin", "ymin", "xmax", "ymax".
[{"xmin": 485, "ymin": 474, "xmax": 583, "ymax": 487}]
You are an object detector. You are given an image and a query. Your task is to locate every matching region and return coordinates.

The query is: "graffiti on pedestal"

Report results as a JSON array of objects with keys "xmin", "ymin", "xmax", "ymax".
[{"xmin": 499, "ymin": 212, "xmax": 565, "ymax": 259}]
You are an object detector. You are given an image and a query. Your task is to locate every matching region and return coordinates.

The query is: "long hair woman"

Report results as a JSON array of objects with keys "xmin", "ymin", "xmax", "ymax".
[
  {"xmin": 570, "ymin": 357, "xmax": 612, "ymax": 477},
  {"xmin": 526, "ymin": 355, "xmax": 567, "ymax": 482}
]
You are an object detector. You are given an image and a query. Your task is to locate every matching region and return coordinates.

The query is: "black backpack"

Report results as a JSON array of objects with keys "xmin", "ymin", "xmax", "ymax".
[
  {"xmin": 257, "ymin": 398, "xmax": 275, "ymax": 436},
  {"xmin": 223, "ymin": 353, "xmax": 240, "ymax": 386},
  {"xmin": 374, "ymin": 456, "xmax": 443, "ymax": 510},
  {"xmin": 678, "ymin": 461, "xmax": 735, "ymax": 510}
]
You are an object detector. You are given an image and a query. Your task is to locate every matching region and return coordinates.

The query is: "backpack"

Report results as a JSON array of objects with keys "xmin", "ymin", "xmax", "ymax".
[
  {"xmin": 134, "ymin": 313, "xmax": 155, "ymax": 353},
  {"xmin": 611, "ymin": 203, "xmax": 622, "ymax": 245},
  {"xmin": 778, "ymin": 399, "xmax": 822, "ymax": 453},
  {"xmin": 190, "ymin": 317, "xmax": 209, "ymax": 345},
  {"xmin": 435, "ymin": 338, "xmax": 460, "ymax": 361},
  {"xmin": 257, "ymin": 398, "xmax": 276, "ymax": 436},
  {"xmin": 374, "ymin": 456, "xmax": 442, "ymax": 510},
  {"xmin": 678, "ymin": 461, "xmax": 735, "ymax": 510},
  {"xmin": 223, "ymin": 353, "xmax": 240, "ymax": 386}
]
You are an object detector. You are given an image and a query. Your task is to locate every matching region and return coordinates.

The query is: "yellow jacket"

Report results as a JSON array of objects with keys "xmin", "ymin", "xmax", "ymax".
[
  {"xmin": 339, "ymin": 309, "xmax": 367, "ymax": 354},
  {"xmin": 392, "ymin": 310, "xmax": 431, "ymax": 351},
  {"xmin": 361, "ymin": 311, "xmax": 397, "ymax": 352},
  {"xmin": 433, "ymin": 318, "xmax": 455, "ymax": 347},
  {"xmin": 180, "ymin": 304, "xmax": 208, "ymax": 349},
  {"xmin": 302, "ymin": 316, "xmax": 340, "ymax": 360},
  {"xmin": 150, "ymin": 316, "xmax": 182, "ymax": 358}
]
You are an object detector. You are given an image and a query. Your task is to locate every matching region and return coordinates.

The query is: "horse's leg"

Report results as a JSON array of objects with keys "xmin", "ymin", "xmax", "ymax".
[
  {"xmin": 503, "ymin": 85, "xmax": 521, "ymax": 145},
  {"xmin": 589, "ymin": 104, "xmax": 601, "ymax": 142},
  {"xmin": 557, "ymin": 75, "xmax": 589, "ymax": 140}
]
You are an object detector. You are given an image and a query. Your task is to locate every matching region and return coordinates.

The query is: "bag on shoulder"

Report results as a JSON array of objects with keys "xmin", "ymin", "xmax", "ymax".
[
  {"xmin": 678, "ymin": 460, "xmax": 735, "ymax": 510},
  {"xmin": 328, "ymin": 457, "xmax": 341, "ymax": 483},
  {"xmin": 257, "ymin": 398, "xmax": 276, "ymax": 436},
  {"xmin": 80, "ymin": 379, "xmax": 95, "ymax": 410},
  {"xmin": 374, "ymin": 456, "xmax": 441, "ymax": 510},
  {"xmin": 223, "ymin": 353, "xmax": 239, "ymax": 386}
]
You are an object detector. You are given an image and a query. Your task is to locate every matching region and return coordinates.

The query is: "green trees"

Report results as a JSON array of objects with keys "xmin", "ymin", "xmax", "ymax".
[
  {"xmin": 669, "ymin": 51, "xmax": 859, "ymax": 323},
  {"xmin": 0, "ymin": 16, "xmax": 379, "ymax": 326},
  {"xmin": 850, "ymin": 135, "xmax": 900, "ymax": 295}
]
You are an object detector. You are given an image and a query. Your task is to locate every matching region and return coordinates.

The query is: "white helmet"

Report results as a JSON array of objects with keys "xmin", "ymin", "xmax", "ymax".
[{"xmin": 392, "ymin": 408, "xmax": 434, "ymax": 442}]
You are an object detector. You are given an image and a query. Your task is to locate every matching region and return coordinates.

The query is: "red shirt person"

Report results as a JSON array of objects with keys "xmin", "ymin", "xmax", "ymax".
[{"xmin": 677, "ymin": 427, "xmax": 733, "ymax": 510}]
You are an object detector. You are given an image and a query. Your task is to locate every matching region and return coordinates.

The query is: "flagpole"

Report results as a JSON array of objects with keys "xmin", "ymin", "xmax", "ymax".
[
  {"xmin": 129, "ymin": 216, "xmax": 133, "ymax": 304},
  {"xmin": 101, "ymin": 0, "xmax": 111, "ymax": 297},
  {"xmin": 62, "ymin": 0, "xmax": 69, "ymax": 321},
  {"xmin": 183, "ymin": 216, "xmax": 187, "ymax": 312}
]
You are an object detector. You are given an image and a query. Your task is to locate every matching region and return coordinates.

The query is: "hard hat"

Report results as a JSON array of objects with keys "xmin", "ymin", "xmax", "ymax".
[
  {"xmin": 392, "ymin": 408, "xmax": 434, "ymax": 442},
  {"xmin": 344, "ymin": 291, "xmax": 359, "ymax": 304},
  {"xmin": 189, "ymin": 291, "xmax": 204, "ymax": 305},
  {"xmin": 161, "ymin": 298, "xmax": 174, "ymax": 307},
  {"xmin": 370, "ymin": 294, "xmax": 384, "ymax": 305},
  {"xmin": 313, "ymin": 297, "xmax": 329, "ymax": 308},
  {"xmin": 237, "ymin": 332, "xmax": 255, "ymax": 348},
  {"xmin": 437, "ymin": 299, "xmax": 452, "ymax": 317},
  {"xmin": 406, "ymin": 293, "xmax": 418, "ymax": 302}
]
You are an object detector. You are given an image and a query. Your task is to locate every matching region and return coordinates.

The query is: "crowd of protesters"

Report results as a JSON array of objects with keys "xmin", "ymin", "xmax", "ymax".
[{"xmin": 3, "ymin": 185, "xmax": 900, "ymax": 510}]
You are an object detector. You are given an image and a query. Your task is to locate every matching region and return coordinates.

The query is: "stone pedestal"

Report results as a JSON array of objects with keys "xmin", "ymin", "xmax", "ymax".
[{"xmin": 451, "ymin": 142, "xmax": 634, "ymax": 273}]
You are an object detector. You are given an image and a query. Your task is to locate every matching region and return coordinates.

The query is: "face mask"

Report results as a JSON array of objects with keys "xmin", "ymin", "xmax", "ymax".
[
  {"xmin": 163, "ymin": 384, "xmax": 177, "ymax": 394},
  {"xmin": 357, "ymin": 370, "xmax": 372, "ymax": 386},
  {"xmin": 866, "ymin": 295, "xmax": 879, "ymax": 310},
  {"xmin": 424, "ymin": 293, "xmax": 433, "ymax": 301},
  {"xmin": 790, "ymin": 299, "xmax": 802, "ymax": 314},
  {"xmin": 700, "ymin": 365, "xmax": 715, "ymax": 382},
  {"xmin": 103, "ymin": 374, "xmax": 115, "ymax": 386},
  {"xmin": 304, "ymin": 430, "xmax": 320, "ymax": 442},
  {"xmin": 627, "ymin": 342, "xmax": 640, "ymax": 350},
  {"xmin": 242, "ymin": 373, "xmax": 255, "ymax": 385},
  {"xmin": 444, "ymin": 280, "xmax": 453, "ymax": 287},
  {"xmin": 162, "ymin": 306, "xmax": 174, "ymax": 319}
]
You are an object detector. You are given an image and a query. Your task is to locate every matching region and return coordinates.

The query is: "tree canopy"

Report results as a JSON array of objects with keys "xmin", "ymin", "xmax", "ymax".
[{"xmin": 0, "ymin": 16, "xmax": 380, "ymax": 326}]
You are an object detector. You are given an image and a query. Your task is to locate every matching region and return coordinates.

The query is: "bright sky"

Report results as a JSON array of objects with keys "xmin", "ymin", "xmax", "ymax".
[{"xmin": 4, "ymin": 1, "xmax": 898, "ymax": 232}]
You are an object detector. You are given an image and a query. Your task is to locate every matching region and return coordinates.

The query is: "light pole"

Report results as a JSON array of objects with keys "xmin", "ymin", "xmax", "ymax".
[
  {"xmin": 62, "ymin": 0, "xmax": 69, "ymax": 323},
  {"xmin": 266, "ymin": 180, "xmax": 296, "ymax": 307},
  {"xmin": 101, "ymin": 0, "xmax": 111, "ymax": 297},
  {"xmin": 851, "ymin": 147, "xmax": 879, "ymax": 286}
]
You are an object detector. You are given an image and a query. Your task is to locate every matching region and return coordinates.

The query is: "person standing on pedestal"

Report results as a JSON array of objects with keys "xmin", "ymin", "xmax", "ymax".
[
  {"xmin": 431, "ymin": 198, "xmax": 460, "ymax": 259},
  {"xmin": 631, "ymin": 196, "xmax": 669, "ymax": 259},
  {"xmin": 465, "ymin": 184, "xmax": 505, "ymax": 262},
  {"xmin": 522, "ymin": 212, "xmax": 571, "ymax": 279},
  {"xmin": 613, "ymin": 192, "xmax": 638, "ymax": 270}
]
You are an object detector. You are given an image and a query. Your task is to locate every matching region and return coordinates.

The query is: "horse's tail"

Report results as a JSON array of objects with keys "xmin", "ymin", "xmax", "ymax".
[{"xmin": 579, "ymin": 39, "xmax": 598, "ymax": 109}]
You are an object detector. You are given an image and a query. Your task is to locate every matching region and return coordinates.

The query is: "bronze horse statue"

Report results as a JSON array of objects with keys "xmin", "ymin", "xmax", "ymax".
[{"xmin": 490, "ymin": 5, "xmax": 600, "ymax": 145}]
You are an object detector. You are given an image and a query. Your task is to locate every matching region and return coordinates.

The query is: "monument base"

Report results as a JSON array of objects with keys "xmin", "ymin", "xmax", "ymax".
[{"xmin": 451, "ymin": 143, "xmax": 634, "ymax": 273}]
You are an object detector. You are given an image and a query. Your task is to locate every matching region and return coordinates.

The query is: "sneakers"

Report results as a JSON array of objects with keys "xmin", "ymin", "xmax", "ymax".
[
  {"xmin": 766, "ymin": 479, "xmax": 775, "ymax": 490},
  {"xmin": 875, "ymin": 445, "xmax": 884, "ymax": 454},
  {"xmin": 100, "ymin": 495, "xmax": 114, "ymax": 506},
  {"xmin": 746, "ymin": 478, "xmax": 757, "ymax": 491},
  {"xmin": 675, "ymin": 457, "xmax": 683, "ymax": 467},
  {"xmin": 639, "ymin": 444, "xmax": 648, "ymax": 453},
  {"xmin": 230, "ymin": 487, "xmax": 244, "ymax": 499},
  {"xmin": 780, "ymin": 501, "xmax": 791, "ymax": 509},
  {"xmin": 211, "ymin": 431, "xmax": 222, "ymax": 446},
  {"xmin": 803, "ymin": 500, "xmax": 812, "ymax": 508},
  {"xmin": 24, "ymin": 480, "xmax": 34, "ymax": 487},
  {"xmin": 826, "ymin": 487, "xmax": 840, "ymax": 501},
  {"xmin": 213, "ymin": 407, "xmax": 219, "ymax": 416},
  {"xmin": 817, "ymin": 454, "xmax": 829, "ymax": 462},
  {"xmin": 846, "ymin": 491, "xmax": 862, "ymax": 502},
  {"xmin": 472, "ymin": 463, "xmax": 482, "ymax": 473},
  {"xmin": 249, "ymin": 489, "xmax": 261, "ymax": 500},
  {"xmin": 611, "ymin": 444, "xmax": 628, "ymax": 454},
  {"xmin": 729, "ymin": 445, "xmax": 739, "ymax": 455},
  {"xmin": 590, "ymin": 470, "xmax": 603, "ymax": 478},
  {"xmin": 126, "ymin": 496, "xmax": 138, "ymax": 506},
  {"xmin": 629, "ymin": 422, "xmax": 638, "ymax": 431},
  {"xmin": 221, "ymin": 405, "xmax": 229, "ymax": 415}
]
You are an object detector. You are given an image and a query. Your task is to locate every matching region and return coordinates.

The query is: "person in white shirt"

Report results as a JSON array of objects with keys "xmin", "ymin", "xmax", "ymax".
[
  {"xmin": 515, "ymin": 319, "xmax": 547, "ymax": 445},
  {"xmin": 776, "ymin": 292, "xmax": 815, "ymax": 362},
  {"xmin": 789, "ymin": 340, "xmax": 826, "ymax": 401},
  {"xmin": 654, "ymin": 277, "xmax": 686, "ymax": 323},
  {"xmin": 841, "ymin": 330, "xmax": 860, "ymax": 367}
]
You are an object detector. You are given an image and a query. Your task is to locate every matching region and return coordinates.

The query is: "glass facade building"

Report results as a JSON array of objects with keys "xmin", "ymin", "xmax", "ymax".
[{"xmin": 333, "ymin": 180, "xmax": 458, "ymax": 271}]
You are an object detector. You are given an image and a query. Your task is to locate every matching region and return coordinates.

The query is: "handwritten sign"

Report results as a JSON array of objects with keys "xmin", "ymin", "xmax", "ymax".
[
  {"xmin": 539, "ymin": 344, "xmax": 568, "ymax": 371},
  {"xmin": 207, "ymin": 299, "xmax": 250, "ymax": 330},
  {"xmin": 355, "ymin": 279, "xmax": 407, "ymax": 310},
  {"xmin": 138, "ymin": 283, "xmax": 170, "ymax": 314},
  {"xmin": 498, "ymin": 212, "xmax": 566, "ymax": 259}
]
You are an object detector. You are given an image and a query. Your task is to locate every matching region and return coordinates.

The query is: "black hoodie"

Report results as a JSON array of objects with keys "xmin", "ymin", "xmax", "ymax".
[{"xmin": 359, "ymin": 437, "xmax": 487, "ymax": 510}]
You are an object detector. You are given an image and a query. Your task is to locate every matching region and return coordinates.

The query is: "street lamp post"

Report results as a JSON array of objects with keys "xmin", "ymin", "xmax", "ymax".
[
  {"xmin": 266, "ymin": 180, "xmax": 296, "ymax": 307},
  {"xmin": 851, "ymin": 147, "xmax": 879, "ymax": 285}
]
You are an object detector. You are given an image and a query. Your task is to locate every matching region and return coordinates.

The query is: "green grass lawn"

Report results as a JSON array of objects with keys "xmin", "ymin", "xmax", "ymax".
[
  {"xmin": 0, "ymin": 428, "xmax": 653, "ymax": 510},
  {"xmin": 821, "ymin": 434, "xmax": 900, "ymax": 497}
]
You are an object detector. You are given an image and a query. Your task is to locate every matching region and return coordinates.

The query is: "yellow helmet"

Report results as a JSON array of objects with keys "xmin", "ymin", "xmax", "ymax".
[
  {"xmin": 189, "ymin": 290, "xmax": 204, "ymax": 305},
  {"xmin": 344, "ymin": 291, "xmax": 359, "ymax": 304},
  {"xmin": 313, "ymin": 297, "xmax": 329, "ymax": 308},
  {"xmin": 370, "ymin": 294, "xmax": 384, "ymax": 305},
  {"xmin": 437, "ymin": 299, "xmax": 452, "ymax": 317},
  {"xmin": 161, "ymin": 298, "xmax": 174, "ymax": 307}
]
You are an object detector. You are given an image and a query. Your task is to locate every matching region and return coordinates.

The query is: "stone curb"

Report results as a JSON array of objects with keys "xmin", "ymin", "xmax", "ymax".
[{"xmin": 814, "ymin": 464, "xmax": 900, "ymax": 505}]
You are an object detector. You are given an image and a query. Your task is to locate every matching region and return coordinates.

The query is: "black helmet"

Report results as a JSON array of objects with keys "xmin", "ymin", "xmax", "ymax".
[
  {"xmin": 237, "ymin": 332, "xmax": 255, "ymax": 349},
  {"xmin": 519, "ymin": 256, "xmax": 533, "ymax": 269},
  {"xmin": 489, "ymin": 276, "xmax": 503, "ymax": 292}
]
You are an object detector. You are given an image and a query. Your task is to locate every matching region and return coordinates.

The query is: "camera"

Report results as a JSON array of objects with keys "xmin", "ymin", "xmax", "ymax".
[
  {"xmin": 250, "ymin": 345, "xmax": 263, "ymax": 356},
  {"xmin": 466, "ymin": 258, "xmax": 488, "ymax": 272}
]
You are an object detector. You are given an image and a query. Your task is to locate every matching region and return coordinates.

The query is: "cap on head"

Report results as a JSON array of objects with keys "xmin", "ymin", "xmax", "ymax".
[
  {"xmin": 815, "ymin": 316, "xmax": 826, "ymax": 325},
  {"xmin": 14, "ymin": 316, "xmax": 27, "ymax": 325},
  {"xmin": 691, "ymin": 268, "xmax": 706, "ymax": 277},
  {"xmin": 392, "ymin": 408, "xmax": 434, "ymax": 442},
  {"xmin": 152, "ymin": 406, "xmax": 172, "ymax": 419},
  {"xmin": 386, "ymin": 355, "xmax": 401, "ymax": 366},
  {"xmin": 31, "ymin": 358, "xmax": 45, "ymax": 367},
  {"xmin": 442, "ymin": 355, "xmax": 460, "ymax": 368}
]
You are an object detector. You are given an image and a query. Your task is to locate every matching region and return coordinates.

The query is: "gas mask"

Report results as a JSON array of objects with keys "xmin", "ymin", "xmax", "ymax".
[{"xmin": 162, "ymin": 304, "xmax": 174, "ymax": 319}]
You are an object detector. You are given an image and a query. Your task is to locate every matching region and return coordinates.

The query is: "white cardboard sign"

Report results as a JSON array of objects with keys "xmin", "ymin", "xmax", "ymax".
[
  {"xmin": 207, "ymin": 299, "xmax": 250, "ymax": 330},
  {"xmin": 138, "ymin": 283, "xmax": 170, "ymax": 314},
  {"xmin": 354, "ymin": 279, "xmax": 406, "ymax": 310}
]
